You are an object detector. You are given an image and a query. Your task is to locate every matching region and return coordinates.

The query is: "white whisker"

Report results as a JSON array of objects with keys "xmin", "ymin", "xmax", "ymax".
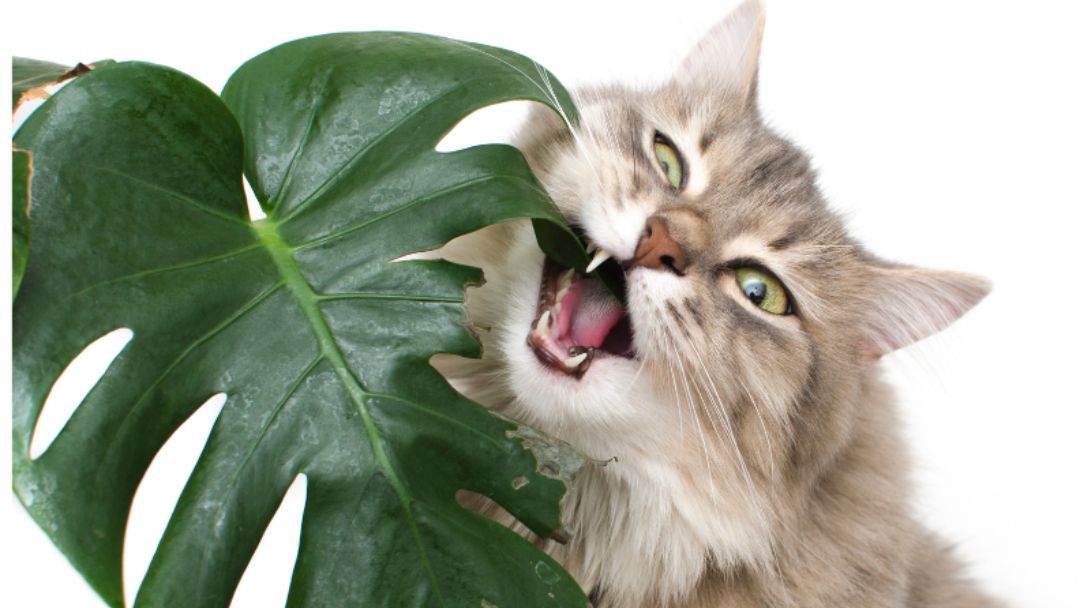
[
  {"xmin": 733, "ymin": 373, "xmax": 778, "ymax": 478},
  {"xmin": 660, "ymin": 326, "xmax": 727, "ymax": 500},
  {"xmin": 681, "ymin": 334, "xmax": 775, "ymax": 535}
]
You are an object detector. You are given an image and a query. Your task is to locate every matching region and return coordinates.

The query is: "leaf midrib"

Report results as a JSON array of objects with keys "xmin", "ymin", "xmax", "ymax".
[{"xmin": 251, "ymin": 218, "xmax": 445, "ymax": 606}]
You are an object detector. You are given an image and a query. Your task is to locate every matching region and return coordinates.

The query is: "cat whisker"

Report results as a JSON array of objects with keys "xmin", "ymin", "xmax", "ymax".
[
  {"xmin": 733, "ymin": 374, "xmax": 778, "ymax": 479},
  {"xmin": 679, "ymin": 333, "xmax": 775, "ymax": 535},
  {"xmin": 659, "ymin": 358, "xmax": 686, "ymax": 445},
  {"xmin": 659, "ymin": 327, "xmax": 718, "ymax": 494},
  {"xmin": 659, "ymin": 326, "xmax": 729, "ymax": 501},
  {"xmin": 613, "ymin": 346, "xmax": 652, "ymax": 412}
]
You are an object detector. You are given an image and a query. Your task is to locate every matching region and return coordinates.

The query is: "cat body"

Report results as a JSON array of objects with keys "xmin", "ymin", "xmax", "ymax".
[{"xmin": 433, "ymin": 2, "xmax": 1001, "ymax": 605}]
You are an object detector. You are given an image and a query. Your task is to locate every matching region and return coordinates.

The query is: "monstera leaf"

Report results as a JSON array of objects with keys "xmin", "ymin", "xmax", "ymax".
[
  {"xmin": 12, "ymin": 148, "xmax": 31, "ymax": 297},
  {"xmin": 12, "ymin": 33, "xmax": 590, "ymax": 607}
]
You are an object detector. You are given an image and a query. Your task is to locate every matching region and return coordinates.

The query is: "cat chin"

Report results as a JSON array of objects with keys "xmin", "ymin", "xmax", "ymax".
[{"xmin": 503, "ymin": 340, "xmax": 653, "ymax": 438}]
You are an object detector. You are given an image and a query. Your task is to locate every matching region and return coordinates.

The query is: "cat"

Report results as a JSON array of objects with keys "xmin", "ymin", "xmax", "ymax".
[{"xmin": 431, "ymin": 1, "xmax": 1002, "ymax": 606}]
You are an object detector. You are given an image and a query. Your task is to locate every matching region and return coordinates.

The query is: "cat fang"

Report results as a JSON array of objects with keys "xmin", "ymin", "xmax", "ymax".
[{"xmin": 526, "ymin": 256, "xmax": 634, "ymax": 379}]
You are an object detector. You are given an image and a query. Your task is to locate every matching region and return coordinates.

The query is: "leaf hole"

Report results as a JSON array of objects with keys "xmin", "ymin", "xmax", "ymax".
[
  {"xmin": 455, "ymin": 489, "xmax": 522, "ymax": 531},
  {"xmin": 123, "ymin": 392, "xmax": 226, "ymax": 607},
  {"xmin": 232, "ymin": 474, "xmax": 308, "ymax": 607},
  {"xmin": 435, "ymin": 99, "xmax": 540, "ymax": 153},
  {"xmin": 29, "ymin": 327, "xmax": 134, "ymax": 460},
  {"xmin": 243, "ymin": 174, "xmax": 267, "ymax": 221}
]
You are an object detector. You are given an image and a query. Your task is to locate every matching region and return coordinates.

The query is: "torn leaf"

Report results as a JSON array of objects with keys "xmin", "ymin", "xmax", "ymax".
[
  {"xmin": 12, "ymin": 57, "xmax": 110, "ymax": 113},
  {"xmin": 507, "ymin": 424, "xmax": 587, "ymax": 543}
]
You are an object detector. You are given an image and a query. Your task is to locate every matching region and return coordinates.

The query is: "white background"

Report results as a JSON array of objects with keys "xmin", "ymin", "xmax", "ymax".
[{"xmin": 4, "ymin": 0, "xmax": 1079, "ymax": 606}]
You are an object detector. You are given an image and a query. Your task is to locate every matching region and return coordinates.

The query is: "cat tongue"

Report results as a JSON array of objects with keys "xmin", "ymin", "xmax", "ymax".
[{"xmin": 559, "ymin": 279, "xmax": 625, "ymax": 349}]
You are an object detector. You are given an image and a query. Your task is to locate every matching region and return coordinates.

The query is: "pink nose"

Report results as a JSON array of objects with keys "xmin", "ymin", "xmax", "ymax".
[{"xmin": 632, "ymin": 217, "xmax": 687, "ymax": 274}]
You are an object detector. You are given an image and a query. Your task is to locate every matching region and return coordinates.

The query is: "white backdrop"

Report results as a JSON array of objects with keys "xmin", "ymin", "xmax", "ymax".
[{"xmin": 5, "ymin": 0, "xmax": 1079, "ymax": 606}]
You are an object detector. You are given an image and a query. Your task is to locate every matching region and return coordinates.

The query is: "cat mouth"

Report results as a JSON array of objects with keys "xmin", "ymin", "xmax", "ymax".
[{"xmin": 526, "ymin": 256, "xmax": 634, "ymax": 379}]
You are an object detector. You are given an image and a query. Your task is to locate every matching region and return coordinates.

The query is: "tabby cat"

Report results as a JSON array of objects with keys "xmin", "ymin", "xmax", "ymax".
[{"xmin": 433, "ymin": 1, "xmax": 1001, "ymax": 605}]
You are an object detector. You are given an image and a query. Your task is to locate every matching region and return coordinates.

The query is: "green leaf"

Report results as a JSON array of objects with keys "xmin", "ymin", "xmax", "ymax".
[
  {"xmin": 13, "ymin": 34, "xmax": 588, "ymax": 608},
  {"xmin": 12, "ymin": 57, "xmax": 109, "ymax": 110},
  {"xmin": 12, "ymin": 148, "xmax": 31, "ymax": 298}
]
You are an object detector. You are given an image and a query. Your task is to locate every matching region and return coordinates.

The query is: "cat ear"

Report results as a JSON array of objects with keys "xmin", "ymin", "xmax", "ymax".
[
  {"xmin": 859, "ymin": 265, "xmax": 991, "ymax": 362},
  {"xmin": 671, "ymin": 0, "xmax": 765, "ymax": 104}
]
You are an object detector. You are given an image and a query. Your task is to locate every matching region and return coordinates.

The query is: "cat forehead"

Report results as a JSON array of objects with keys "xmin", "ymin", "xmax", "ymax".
[
  {"xmin": 576, "ymin": 86, "xmax": 744, "ymax": 155},
  {"xmin": 573, "ymin": 88, "xmax": 843, "ymax": 246},
  {"xmin": 577, "ymin": 84, "xmax": 746, "ymax": 128}
]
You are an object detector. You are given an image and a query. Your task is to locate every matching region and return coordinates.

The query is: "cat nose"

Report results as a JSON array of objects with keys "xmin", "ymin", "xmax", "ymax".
[{"xmin": 631, "ymin": 216, "xmax": 687, "ymax": 275}]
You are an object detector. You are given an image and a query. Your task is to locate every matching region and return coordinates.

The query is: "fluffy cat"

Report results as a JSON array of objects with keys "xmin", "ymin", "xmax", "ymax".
[{"xmin": 432, "ymin": 1, "xmax": 1001, "ymax": 606}]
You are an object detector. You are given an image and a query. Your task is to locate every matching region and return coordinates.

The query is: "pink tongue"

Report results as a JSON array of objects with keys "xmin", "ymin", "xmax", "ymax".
[{"xmin": 558, "ymin": 279, "xmax": 625, "ymax": 349}]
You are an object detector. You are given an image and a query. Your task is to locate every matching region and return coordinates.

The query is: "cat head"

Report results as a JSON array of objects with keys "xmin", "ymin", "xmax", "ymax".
[{"xmin": 482, "ymin": 0, "xmax": 988, "ymax": 450}]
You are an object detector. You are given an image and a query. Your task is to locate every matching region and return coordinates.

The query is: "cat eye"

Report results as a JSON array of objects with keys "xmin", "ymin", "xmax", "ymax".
[
  {"xmin": 653, "ymin": 132, "xmax": 686, "ymax": 189},
  {"xmin": 735, "ymin": 267, "xmax": 791, "ymax": 315}
]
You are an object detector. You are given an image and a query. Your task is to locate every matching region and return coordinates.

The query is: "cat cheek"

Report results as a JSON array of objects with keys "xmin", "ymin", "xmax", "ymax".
[{"xmin": 536, "ymin": 154, "xmax": 588, "ymax": 216}]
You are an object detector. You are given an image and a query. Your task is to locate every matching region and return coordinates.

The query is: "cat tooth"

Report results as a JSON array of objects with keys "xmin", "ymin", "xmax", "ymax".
[
  {"xmin": 556, "ymin": 287, "xmax": 570, "ymax": 305},
  {"xmin": 558, "ymin": 268, "xmax": 575, "ymax": 291},
  {"xmin": 565, "ymin": 352, "xmax": 588, "ymax": 368},
  {"xmin": 585, "ymin": 248, "xmax": 613, "ymax": 273},
  {"xmin": 586, "ymin": 241, "xmax": 598, "ymax": 254},
  {"xmin": 538, "ymin": 310, "xmax": 553, "ymax": 331},
  {"xmin": 555, "ymin": 273, "xmax": 573, "ymax": 304}
]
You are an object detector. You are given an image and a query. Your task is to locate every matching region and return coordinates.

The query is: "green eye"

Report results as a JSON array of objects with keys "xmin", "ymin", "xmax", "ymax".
[
  {"xmin": 735, "ymin": 267, "xmax": 791, "ymax": 315},
  {"xmin": 653, "ymin": 135, "xmax": 684, "ymax": 188}
]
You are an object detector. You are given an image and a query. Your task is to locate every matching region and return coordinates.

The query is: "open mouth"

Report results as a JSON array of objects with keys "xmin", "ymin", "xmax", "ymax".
[{"xmin": 527, "ymin": 254, "xmax": 634, "ymax": 379}]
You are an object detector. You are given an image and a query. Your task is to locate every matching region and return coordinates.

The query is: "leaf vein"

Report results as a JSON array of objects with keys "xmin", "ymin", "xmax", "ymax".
[
  {"xmin": 69, "ymin": 243, "xmax": 263, "ymax": 300},
  {"xmin": 367, "ymin": 392, "xmax": 507, "ymax": 452},
  {"xmin": 292, "ymin": 174, "xmax": 511, "ymax": 252},
  {"xmin": 276, "ymin": 87, "xmax": 460, "ymax": 225},
  {"xmin": 267, "ymin": 72, "xmax": 334, "ymax": 217},
  {"xmin": 316, "ymin": 292, "xmax": 463, "ymax": 304},
  {"xmin": 87, "ymin": 164, "xmax": 249, "ymax": 226},
  {"xmin": 193, "ymin": 355, "xmax": 325, "ymax": 588}
]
